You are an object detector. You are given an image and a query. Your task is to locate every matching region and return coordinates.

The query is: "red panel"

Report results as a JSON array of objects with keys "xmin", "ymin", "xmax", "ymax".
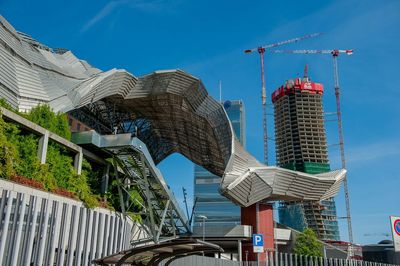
[
  {"xmin": 272, "ymin": 79, "xmax": 324, "ymax": 103},
  {"xmin": 241, "ymin": 203, "xmax": 274, "ymax": 263}
]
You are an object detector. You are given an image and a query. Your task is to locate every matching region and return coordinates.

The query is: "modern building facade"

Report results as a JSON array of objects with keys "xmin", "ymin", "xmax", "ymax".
[
  {"xmin": 0, "ymin": 13, "xmax": 345, "ymax": 211},
  {"xmin": 193, "ymin": 100, "xmax": 245, "ymax": 227},
  {"xmin": 272, "ymin": 74, "xmax": 340, "ymax": 240}
]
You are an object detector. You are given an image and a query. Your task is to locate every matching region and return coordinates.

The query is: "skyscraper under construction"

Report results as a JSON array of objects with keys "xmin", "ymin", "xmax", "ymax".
[{"xmin": 272, "ymin": 70, "xmax": 340, "ymax": 240}]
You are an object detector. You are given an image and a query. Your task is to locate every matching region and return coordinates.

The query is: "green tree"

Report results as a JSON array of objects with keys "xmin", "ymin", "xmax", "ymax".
[
  {"xmin": 0, "ymin": 114, "xmax": 18, "ymax": 178},
  {"xmin": 294, "ymin": 228, "xmax": 323, "ymax": 257},
  {"xmin": 26, "ymin": 104, "xmax": 71, "ymax": 140}
]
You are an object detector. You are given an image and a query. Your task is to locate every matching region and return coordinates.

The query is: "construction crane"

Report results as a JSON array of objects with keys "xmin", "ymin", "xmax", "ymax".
[
  {"xmin": 269, "ymin": 48, "xmax": 354, "ymax": 257},
  {"xmin": 244, "ymin": 33, "xmax": 322, "ymax": 165}
]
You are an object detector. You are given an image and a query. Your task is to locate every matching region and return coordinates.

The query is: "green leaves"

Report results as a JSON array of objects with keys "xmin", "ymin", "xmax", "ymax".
[
  {"xmin": 0, "ymin": 104, "xmax": 98, "ymax": 207},
  {"xmin": 26, "ymin": 104, "xmax": 71, "ymax": 140},
  {"xmin": 294, "ymin": 228, "xmax": 323, "ymax": 257},
  {"xmin": 0, "ymin": 114, "xmax": 18, "ymax": 178},
  {"xmin": 0, "ymin": 102, "xmax": 143, "ymax": 213}
]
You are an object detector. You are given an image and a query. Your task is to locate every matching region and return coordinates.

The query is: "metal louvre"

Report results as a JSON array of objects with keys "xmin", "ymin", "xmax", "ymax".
[
  {"xmin": 0, "ymin": 16, "xmax": 345, "ymax": 208},
  {"xmin": 0, "ymin": 46, "xmax": 18, "ymax": 96},
  {"xmin": 15, "ymin": 59, "xmax": 49, "ymax": 100},
  {"xmin": 0, "ymin": 178, "xmax": 139, "ymax": 266},
  {"xmin": 0, "ymin": 17, "xmax": 30, "ymax": 64}
]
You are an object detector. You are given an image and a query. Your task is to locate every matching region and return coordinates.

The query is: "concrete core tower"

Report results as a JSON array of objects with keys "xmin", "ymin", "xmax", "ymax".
[{"xmin": 272, "ymin": 71, "xmax": 340, "ymax": 240}]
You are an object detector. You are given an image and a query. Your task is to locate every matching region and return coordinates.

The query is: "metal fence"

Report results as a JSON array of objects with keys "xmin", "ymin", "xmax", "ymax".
[
  {"xmin": 0, "ymin": 179, "xmax": 139, "ymax": 266},
  {"xmin": 164, "ymin": 253, "xmax": 400, "ymax": 266}
]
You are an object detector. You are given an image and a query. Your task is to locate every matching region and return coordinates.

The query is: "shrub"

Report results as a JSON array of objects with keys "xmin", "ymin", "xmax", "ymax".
[
  {"xmin": 10, "ymin": 175, "xmax": 45, "ymax": 190},
  {"xmin": 51, "ymin": 187, "xmax": 76, "ymax": 199},
  {"xmin": 0, "ymin": 114, "xmax": 18, "ymax": 178},
  {"xmin": 0, "ymin": 98, "xmax": 15, "ymax": 112}
]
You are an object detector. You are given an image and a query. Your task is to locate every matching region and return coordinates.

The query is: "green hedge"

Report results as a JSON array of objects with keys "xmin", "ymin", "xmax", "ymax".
[{"xmin": 0, "ymin": 103, "xmax": 98, "ymax": 207}]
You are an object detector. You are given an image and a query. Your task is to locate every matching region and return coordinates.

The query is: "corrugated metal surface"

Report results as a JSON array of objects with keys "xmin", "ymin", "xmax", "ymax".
[
  {"xmin": 0, "ymin": 46, "xmax": 18, "ymax": 95},
  {"xmin": 0, "ymin": 16, "xmax": 30, "ymax": 63},
  {"xmin": 0, "ymin": 84, "xmax": 18, "ymax": 109},
  {"xmin": 0, "ymin": 16, "xmax": 20, "ymax": 41},
  {"xmin": 15, "ymin": 60, "xmax": 49, "ymax": 100}
]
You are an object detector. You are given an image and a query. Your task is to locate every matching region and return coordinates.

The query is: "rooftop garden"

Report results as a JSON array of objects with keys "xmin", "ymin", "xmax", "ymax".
[{"xmin": 0, "ymin": 100, "xmax": 143, "ymax": 219}]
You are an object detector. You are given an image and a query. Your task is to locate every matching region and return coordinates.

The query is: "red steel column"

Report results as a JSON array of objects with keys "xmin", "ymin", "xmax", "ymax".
[{"xmin": 241, "ymin": 203, "xmax": 275, "ymax": 263}]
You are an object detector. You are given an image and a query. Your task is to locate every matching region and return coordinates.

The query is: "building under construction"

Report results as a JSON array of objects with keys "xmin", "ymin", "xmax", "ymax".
[{"xmin": 272, "ymin": 71, "xmax": 340, "ymax": 240}]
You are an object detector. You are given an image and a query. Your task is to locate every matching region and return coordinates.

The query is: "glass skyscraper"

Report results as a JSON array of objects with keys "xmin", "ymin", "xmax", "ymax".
[{"xmin": 193, "ymin": 100, "xmax": 245, "ymax": 227}]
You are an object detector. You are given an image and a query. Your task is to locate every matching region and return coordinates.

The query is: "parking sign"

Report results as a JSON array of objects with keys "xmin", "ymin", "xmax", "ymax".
[{"xmin": 253, "ymin": 234, "xmax": 264, "ymax": 253}]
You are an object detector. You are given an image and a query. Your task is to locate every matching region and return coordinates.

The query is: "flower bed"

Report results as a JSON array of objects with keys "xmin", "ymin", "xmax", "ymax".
[
  {"xmin": 10, "ymin": 175, "xmax": 78, "ymax": 200},
  {"xmin": 50, "ymin": 187, "xmax": 76, "ymax": 199},
  {"xmin": 11, "ymin": 175, "xmax": 45, "ymax": 190}
]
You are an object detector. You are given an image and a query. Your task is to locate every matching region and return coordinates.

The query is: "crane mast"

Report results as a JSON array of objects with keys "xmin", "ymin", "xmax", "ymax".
[
  {"xmin": 332, "ymin": 52, "xmax": 354, "ymax": 257},
  {"xmin": 258, "ymin": 47, "xmax": 268, "ymax": 165}
]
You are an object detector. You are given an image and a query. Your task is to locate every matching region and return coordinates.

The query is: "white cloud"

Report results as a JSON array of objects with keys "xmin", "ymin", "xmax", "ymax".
[
  {"xmin": 81, "ymin": 1, "xmax": 123, "ymax": 33},
  {"xmin": 330, "ymin": 139, "xmax": 400, "ymax": 165},
  {"xmin": 80, "ymin": 0, "xmax": 176, "ymax": 33}
]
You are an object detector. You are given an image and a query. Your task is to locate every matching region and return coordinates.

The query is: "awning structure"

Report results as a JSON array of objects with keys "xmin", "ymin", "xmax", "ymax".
[
  {"xmin": 0, "ymin": 15, "xmax": 345, "ymax": 208},
  {"xmin": 92, "ymin": 238, "xmax": 223, "ymax": 265}
]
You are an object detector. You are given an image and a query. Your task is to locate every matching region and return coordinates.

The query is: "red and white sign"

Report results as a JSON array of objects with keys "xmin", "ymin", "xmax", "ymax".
[{"xmin": 390, "ymin": 216, "xmax": 400, "ymax": 252}]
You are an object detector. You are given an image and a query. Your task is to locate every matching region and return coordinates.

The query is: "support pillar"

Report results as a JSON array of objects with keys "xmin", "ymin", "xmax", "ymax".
[
  {"xmin": 241, "ymin": 203, "xmax": 275, "ymax": 263},
  {"xmin": 101, "ymin": 164, "xmax": 110, "ymax": 194},
  {"xmin": 238, "ymin": 240, "xmax": 242, "ymax": 262},
  {"xmin": 74, "ymin": 150, "xmax": 83, "ymax": 175},
  {"xmin": 37, "ymin": 130, "xmax": 49, "ymax": 164}
]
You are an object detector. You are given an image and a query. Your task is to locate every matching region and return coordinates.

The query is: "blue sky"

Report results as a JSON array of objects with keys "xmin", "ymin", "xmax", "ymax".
[{"xmin": 1, "ymin": 0, "xmax": 399, "ymax": 245}]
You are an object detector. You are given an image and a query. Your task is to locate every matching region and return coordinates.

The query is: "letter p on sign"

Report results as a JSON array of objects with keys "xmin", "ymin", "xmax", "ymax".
[{"xmin": 253, "ymin": 234, "xmax": 264, "ymax": 253}]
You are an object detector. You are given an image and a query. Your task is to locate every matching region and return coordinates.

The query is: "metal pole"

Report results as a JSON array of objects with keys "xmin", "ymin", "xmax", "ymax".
[
  {"xmin": 258, "ymin": 48, "xmax": 269, "ymax": 165},
  {"xmin": 202, "ymin": 217, "xmax": 206, "ymax": 241},
  {"xmin": 256, "ymin": 202, "xmax": 260, "ymax": 264},
  {"xmin": 332, "ymin": 54, "xmax": 354, "ymax": 257},
  {"xmin": 238, "ymin": 240, "xmax": 242, "ymax": 263}
]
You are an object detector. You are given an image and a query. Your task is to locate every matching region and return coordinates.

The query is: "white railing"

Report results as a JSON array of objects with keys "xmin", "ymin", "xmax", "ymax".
[
  {"xmin": 0, "ymin": 178, "xmax": 139, "ymax": 265},
  {"xmin": 241, "ymin": 251, "xmax": 399, "ymax": 266},
  {"xmin": 163, "ymin": 253, "xmax": 399, "ymax": 266}
]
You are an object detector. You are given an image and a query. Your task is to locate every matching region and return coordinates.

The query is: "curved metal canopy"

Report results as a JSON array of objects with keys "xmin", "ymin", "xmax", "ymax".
[
  {"xmin": 0, "ymin": 16, "xmax": 345, "ymax": 207},
  {"xmin": 92, "ymin": 238, "xmax": 223, "ymax": 265}
]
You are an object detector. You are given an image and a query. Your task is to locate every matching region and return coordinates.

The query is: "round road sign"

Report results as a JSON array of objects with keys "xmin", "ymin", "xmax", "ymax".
[
  {"xmin": 394, "ymin": 219, "xmax": 400, "ymax": 236},
  {"xmin": 224, "ymin": 100, "xmax": 232, "ymax": 109}
]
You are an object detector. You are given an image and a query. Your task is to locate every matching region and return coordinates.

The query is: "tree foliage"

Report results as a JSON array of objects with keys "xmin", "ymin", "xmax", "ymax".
[
  {"xmin": 0, "ymin": 115, "xmax": 18, "ymax": 178},
  {"xmin": 294, "ymin": 228, "xmax": 323, "ymax": 257},
  {"xmin": 26, "ymin": 104, "xmax": 71, "ymax": 140}
]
